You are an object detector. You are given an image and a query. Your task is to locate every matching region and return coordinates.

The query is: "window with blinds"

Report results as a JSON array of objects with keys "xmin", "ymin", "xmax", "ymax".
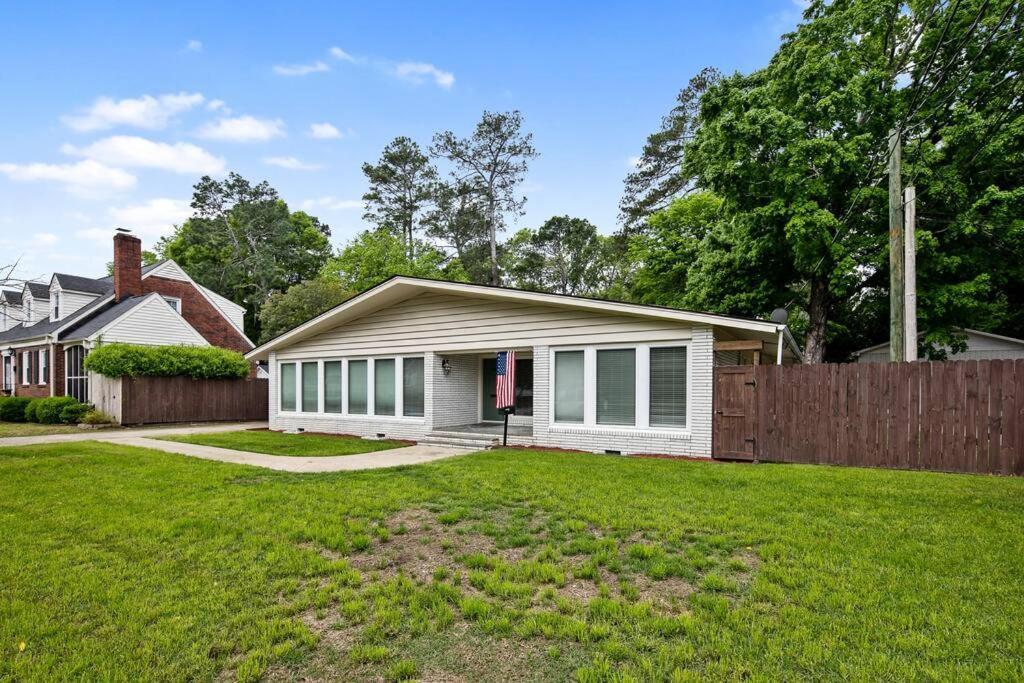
[
  {"xmin": 374, "ymin": 359, "xmax": 395, "ymax": 415},
  {"xmin": 324, "ymin": 361, "xmax": 342, "ymax": 413},
  {"xmin": 280, "ymin": 363, "xmax": 296, "ymax": 411},
  {"xmin": 301, "ymin": 362, "xmax": 318, "ymax": 412},
  {"xmin": 650, "ymin": 346, "xmax": 687, "ymax": 427},
  {"xmin": 348, "ymin": 360, "xmax": 367, "ymax": 414},
  {"xmin": 403, "ymin": 357, "xmax": 424, "ymax": 417},
  {"xmin": 597, "ymin": 348, "xmax": 635, "ymax": 425},
  {"xmin": 554, "ymin": 350, "xmax": 585, "ymax": 423}
]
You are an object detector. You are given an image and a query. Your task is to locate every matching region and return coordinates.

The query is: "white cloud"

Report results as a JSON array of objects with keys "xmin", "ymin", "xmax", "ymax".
[
  {"xmin": 395, "ymin": 62, "xmax": 455, "ymax": 89},
  {"xmin": 264, "ymin": 156, "xmax": 322, "ymax": 171},
  {"xmin": 109, "ymin": 198, "xmax": 191, "ymax": 238},
  {"xmin": 62, "ymin": 136, "xmax": 225, "ymax": 174},
  {"xmin": 62, "ymin": 92, "xmax": 205, "ymax": 132},
  {"xmin": 308, "ymin": 122, "xmax": 342, "ymax": 139},
  {"xmin": 197, "ymin": 115, "xmax": 285, "ymax": 142},
  {"xmin": 301, "ymin": 196, "xmax": 362, "ymax": 211},
  {"xmin": 206, "ymin": 99, "xmax": 230, "ymax": 114},
  {"xmin": 0, "ymin": 159, "xmax": 136, "ymax": 197},
  {"xmin": 273, "ymin": 60, "xmax": 330, "ymax": 76},
  {"xmin": 329, "ymin": 46, "xmax": 359, "ymax": 63},
  {"xmin": 184, "ymin": 39, "xmax": 203, "ymax": 53},
  {"xmin": 37, "ymin": 232, "xmax": 59, "ymax": 246}
]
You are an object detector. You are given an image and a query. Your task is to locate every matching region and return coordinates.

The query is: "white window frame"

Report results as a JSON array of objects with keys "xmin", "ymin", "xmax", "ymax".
[
  {"xmin": 21, "ymin": 351, "xmax": 30, "ymax": 385},
  {"xmin": 51, "ymin": 292, "xmax": 60, "ymax": 320},
  {"xmin": 163, "ymin": 296, "xmax": 182, "ymax": 314},
  {"xmin": 38, "ymin": 349, "xmax": 47, "ymax": 385},
  {"xmin": 277, "ymin": 354, "xmax": 425, "ymax": 422},
  {"xmin": 549, "ymin": 342, "xmax": 691, "ymax": 434},
  {"xmin": 65, "ymin": 345, "xmax": 89, "ymax": 402}
]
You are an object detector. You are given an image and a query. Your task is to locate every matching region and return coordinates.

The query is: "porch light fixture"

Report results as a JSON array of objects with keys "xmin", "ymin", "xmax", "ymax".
[{"xmin": 441, "ymin": 357, "xmax": 451, "ymax": 376}]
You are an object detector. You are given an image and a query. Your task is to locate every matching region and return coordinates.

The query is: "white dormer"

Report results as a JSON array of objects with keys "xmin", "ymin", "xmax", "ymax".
[
  {"xmin": 51, "ymin": 290, "xmax": 61, "ymax": 321},
  {"xmin": 49, "ymin": 275, "xmax": 105, "ymax": 321}
]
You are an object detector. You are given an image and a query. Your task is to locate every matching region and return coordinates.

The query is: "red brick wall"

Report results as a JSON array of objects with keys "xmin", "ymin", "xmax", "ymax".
[
  {"xmin": 11, "ymin": 344, "xmax": 58, "ymax": 398},
  {"xmin": 141, "ymin": 276, "xmax": 253, "ymax": 352}
]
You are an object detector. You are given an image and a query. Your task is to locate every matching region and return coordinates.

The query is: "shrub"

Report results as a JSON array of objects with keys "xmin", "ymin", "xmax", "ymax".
[
  {"xmin": 36, "ymin": 396, "xmax": 81, "ymax": 424},
  {"xmin": 24, "ymin": 398, "xmax": 42, "ymax": 423},
  {"xmin": 60, "ymin": 402, "xmax": 91, "ymax": 425},
  {"xmin": 0, "ymin": 396, "xmax": 31, "ymax": 422},
  {"xmin": 83, "ymin": 343, "xmax": 250, "ymax": 380},
  {"xmin": 81, "ymin": 409, "xmax": 115, "ymax": 425}
]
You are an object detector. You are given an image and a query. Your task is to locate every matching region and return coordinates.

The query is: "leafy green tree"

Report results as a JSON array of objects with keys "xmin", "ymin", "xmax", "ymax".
[
  {"xmin": 321, "ymin": 229, "xmax": 466, "ymax": 293},
  {"xmin": 432, "ymin": 111, "xmax": 538, "ymax": 285},
  {"xmin": 504, "ymin": 216, "xmax": 610, "ymax": 296},
  {"xmin": 361, "ymin": 137, "xmax": 438, "ymax": 262},
  {"xmin": 157, "ymin": 173, "xmax": 332, "ymax": 339},
  {"xmin": 629, "ymin": 192, "xmax": 723, "ymax": 308},
  {"xmin": 627, "ymin": 0, "xmax": 1023, "ymax": 362},
  {"xmin": 257, "ymin": 279, "xmax": 354, "ymax": 343}
]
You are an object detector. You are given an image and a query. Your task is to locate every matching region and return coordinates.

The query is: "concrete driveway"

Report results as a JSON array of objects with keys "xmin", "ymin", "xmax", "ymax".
[{"xmin": 0, "ymin": 422, "xmax": 473, "ymax": 472}]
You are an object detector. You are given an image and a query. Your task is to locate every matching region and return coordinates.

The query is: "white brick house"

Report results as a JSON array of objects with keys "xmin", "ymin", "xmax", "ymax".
[{"xmin": 246, "ymin": 277, "xmax": 800, "ymax": 457}]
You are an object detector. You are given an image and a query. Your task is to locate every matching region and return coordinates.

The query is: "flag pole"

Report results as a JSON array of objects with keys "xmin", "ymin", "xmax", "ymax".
[{"xmin": 503, "ymin": 409, "xmax": 509, "ymax": 448}]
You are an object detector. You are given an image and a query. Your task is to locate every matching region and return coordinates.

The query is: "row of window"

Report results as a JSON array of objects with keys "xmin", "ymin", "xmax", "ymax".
[
  {"xmin": 280, "ymin": 356, "xmax": 425, "ymax": 418},
  {"xmin": 552, "ymin": 345, "xmax": 688, "ymax": 429},
  {"xmin": 18, "ymin": 350, "xmax": 49, "ymax": 385}
]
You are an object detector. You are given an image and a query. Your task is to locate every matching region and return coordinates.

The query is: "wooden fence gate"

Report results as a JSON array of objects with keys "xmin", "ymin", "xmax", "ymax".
[{"xmin": 712, "ymin": 360, "xmax": 1024, "ymax": 475}]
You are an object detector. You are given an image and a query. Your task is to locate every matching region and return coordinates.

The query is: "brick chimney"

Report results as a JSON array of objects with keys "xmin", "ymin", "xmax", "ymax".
[{"xmin": 112, "ymin": 231, "xmax": 143, "ymax": 302}]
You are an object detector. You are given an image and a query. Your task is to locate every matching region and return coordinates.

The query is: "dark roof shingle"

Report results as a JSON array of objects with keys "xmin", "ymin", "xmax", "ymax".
[{"xmin": 53, "ymin": 273, "xmax": 113, "ymax": 295}]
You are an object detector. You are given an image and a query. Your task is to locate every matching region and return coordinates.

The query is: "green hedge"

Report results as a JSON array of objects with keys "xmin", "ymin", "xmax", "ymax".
[
  {"xmin": 36, "ymin": 396, "xmax": 81, "ymax": 424},
  {"xmin": 0, "ymin": 397, "xmax": 32, "ymax": 422},
  {"xmin": 24, "ymin": 398, "xmax": 42, "ymax": 423},
  {"xmin": 83, "ymin": 343, "xmax": 250, "ymax": 380}
]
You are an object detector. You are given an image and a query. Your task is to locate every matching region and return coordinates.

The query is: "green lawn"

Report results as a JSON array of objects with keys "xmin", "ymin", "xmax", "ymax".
[
  {"xmin": 1, "ymin": 443, "xmax": 1022, "ymax": 681},
  {"xmin": 156, "ymin": 429, "xmax": 408, "ymax": 456},
  {"xmin": 0, "ymin": 421, "xmax": 87, "ymax": 438}
]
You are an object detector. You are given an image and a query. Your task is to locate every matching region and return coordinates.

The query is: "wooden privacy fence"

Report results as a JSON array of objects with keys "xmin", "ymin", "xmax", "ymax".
[
  {"xmin": 713, "ymin": 360, "xmax": 1024, "ymax": 475},
  {"xmin": 117, "ymin": 376, "xmax": 268, "ymax": 425}
]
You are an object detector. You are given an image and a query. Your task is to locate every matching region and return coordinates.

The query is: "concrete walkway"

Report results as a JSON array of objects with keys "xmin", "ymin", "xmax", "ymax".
[{"xmin": 0, "ymin": 422, "xmax": 473, "ymax": 473}]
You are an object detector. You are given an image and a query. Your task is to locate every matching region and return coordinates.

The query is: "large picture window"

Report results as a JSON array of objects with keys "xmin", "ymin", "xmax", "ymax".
[
  {"xmin": 348, "ymin": 360, "xmax": 367, "ymax": 414},
  {"xmin": 301, "ymin": 362, "xmax": 318, "ymax": 413},
  {"xmin": 554, "ymin": 351, "xmax": 584, "ymax": 423},
  {"xmin": 403, "ymin": 357, "xmax": 424, "ymax": 417},
  {"xmin": 374, "ymin": 358, "xmax": 395, "ymax": 416},
  {"xmin": 280, "ymin": 363, "xmax": 296, "ymax": 412},
  {"xmin": 324, "ymin": 361, "xmax": 342, "ymax": 413},
  {"xmin": 650, "ymin": 347, "xmax": 687, "ymax": 427}
]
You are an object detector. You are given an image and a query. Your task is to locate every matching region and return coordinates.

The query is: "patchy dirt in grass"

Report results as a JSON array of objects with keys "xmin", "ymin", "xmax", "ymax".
[{"xmin": 632, "ymin": 575, "xmax": 695, "ymax": 612}]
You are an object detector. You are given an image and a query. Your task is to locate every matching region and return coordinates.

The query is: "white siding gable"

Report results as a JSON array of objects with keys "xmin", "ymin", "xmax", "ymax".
[
  {"xmin": 49, "ymin": 284, "xmax": 99, "ymax": 321},
  {"xmin": 276, "ymin": 292, "xmax": 695, "ymax": 359},
  {"xmin": 146, "ymin": 260, "xmax": 191, "ymax": 282},
  {"xmin": 94, "ymin": 295, "xmax": 209, "ymax": 347},
  {"xmin": 201, "ymin": 285, "xmax": 246, "ymax": 332}
]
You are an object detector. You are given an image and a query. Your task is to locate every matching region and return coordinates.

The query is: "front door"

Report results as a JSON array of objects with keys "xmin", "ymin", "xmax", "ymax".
[
  {"xmin": 481, "ymin": 357, "xmax": 533, "ymax": 421},
  {"xmin": 712, "ymin": 366, "xmax": 757, "ymax": 460}
]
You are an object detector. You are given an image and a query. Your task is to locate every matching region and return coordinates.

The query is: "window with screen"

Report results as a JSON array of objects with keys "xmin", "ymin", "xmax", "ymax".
[
  {"xmin": 348, "ymin": 360, "xmax": 367, "ymax": 414},
  {"xmin": 324, "ymin": 361, "xmax": 342, "ymax": 413},
  {"xmin": 374, "ymin": 358, "xmax": 395, "ymax": 416},
  {"xmin": 554, "ymin": 350, "xmax": 585, "ymax": 423},
  {"xmin": 280, "ymin": 363, "xmax": 296, "ymax": 411},
  {"xmin": 301, "ymin": 362, "xmax": 318, "ymax": 412}
]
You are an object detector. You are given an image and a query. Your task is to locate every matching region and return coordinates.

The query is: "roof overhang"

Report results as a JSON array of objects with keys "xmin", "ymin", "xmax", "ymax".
[{"xmin": 246, "ymin": 276, "xmax": 801, "ymax": 361}]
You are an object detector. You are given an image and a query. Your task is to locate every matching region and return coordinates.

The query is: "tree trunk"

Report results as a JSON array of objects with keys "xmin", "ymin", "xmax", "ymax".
[
  {"xmin": 488, "ymin": 197, "xmax": 498, "ymax": 286},
  {"xmin": 803, "ymin": 275, "xmax": 830, "ymax": 364}
]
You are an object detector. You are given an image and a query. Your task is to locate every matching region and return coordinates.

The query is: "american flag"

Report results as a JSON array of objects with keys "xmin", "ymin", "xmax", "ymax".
[{"xmin": 495, "ymin": 350, "xmax": 516, "ymax": 409}]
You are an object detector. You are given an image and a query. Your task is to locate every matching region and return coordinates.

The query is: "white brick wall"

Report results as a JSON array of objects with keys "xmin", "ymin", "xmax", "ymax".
[{"xmin": 432, "ymin": 353, "xmax": 478, "ymax": 428}]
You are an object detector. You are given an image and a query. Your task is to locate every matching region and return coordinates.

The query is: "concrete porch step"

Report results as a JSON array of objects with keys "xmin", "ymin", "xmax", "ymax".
[{"xmin": 419, "ymin": 432, "xmax": 499, "ymax": 449}]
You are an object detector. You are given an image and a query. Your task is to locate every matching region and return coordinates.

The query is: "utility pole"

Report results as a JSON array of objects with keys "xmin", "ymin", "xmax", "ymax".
[
  {"xmin": 904, "ymin": 185, "xmax": 917, "ymax": 361},
  {"xmin": 888, "ymin": 128, "xmax": 905, "ymax": 362}
]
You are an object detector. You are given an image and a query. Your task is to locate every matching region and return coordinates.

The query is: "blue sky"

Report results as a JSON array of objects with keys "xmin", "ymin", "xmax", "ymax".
[{"xmin": 0, "ymin": 1, "xmax": 803, "ymax": 281}]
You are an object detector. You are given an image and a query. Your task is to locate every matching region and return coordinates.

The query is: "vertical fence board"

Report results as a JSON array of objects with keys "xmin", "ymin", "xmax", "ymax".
[{"xmin": 115, "ymin": 377, "xmax": 269, "ymax": 425}]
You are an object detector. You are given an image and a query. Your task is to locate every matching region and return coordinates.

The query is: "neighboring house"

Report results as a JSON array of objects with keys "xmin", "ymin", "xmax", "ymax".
[
  {"xmin": 246, "ymin": 276, "xmax": 801, "ymax": 457},
  {"xmin": 853, "ymin": 328, "xmax": 1024, "ymax": 363},
  {"xmin": 0, "ymin": 231, "xmax": 252, "ymax": 401},
  {"xmin": 0, "ymin": 289, "xmax": 25, "ymax": 331}
]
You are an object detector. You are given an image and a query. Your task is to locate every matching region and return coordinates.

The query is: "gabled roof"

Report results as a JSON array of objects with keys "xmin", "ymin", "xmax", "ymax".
[
  {"xmin": 0, "ymin": 293, "xmax": 115, "ymax": 345},
  {"xmin": 0, "ymin": 289, "xmax": 22, "ymax": 306},
  {"xmin": 52, "ymin": 273, "xmax": 113, "ymax": 295},
  {"xmin": 58, "ymin": 296, "xmax": 150, "ymax": 341},
  {"xmin": 24, "ymin": 282, "xmax": 50, "ymax": 300},
  {"xmin": 247, "ymin": 275, "xmax": 802, "ymax": 361}
]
